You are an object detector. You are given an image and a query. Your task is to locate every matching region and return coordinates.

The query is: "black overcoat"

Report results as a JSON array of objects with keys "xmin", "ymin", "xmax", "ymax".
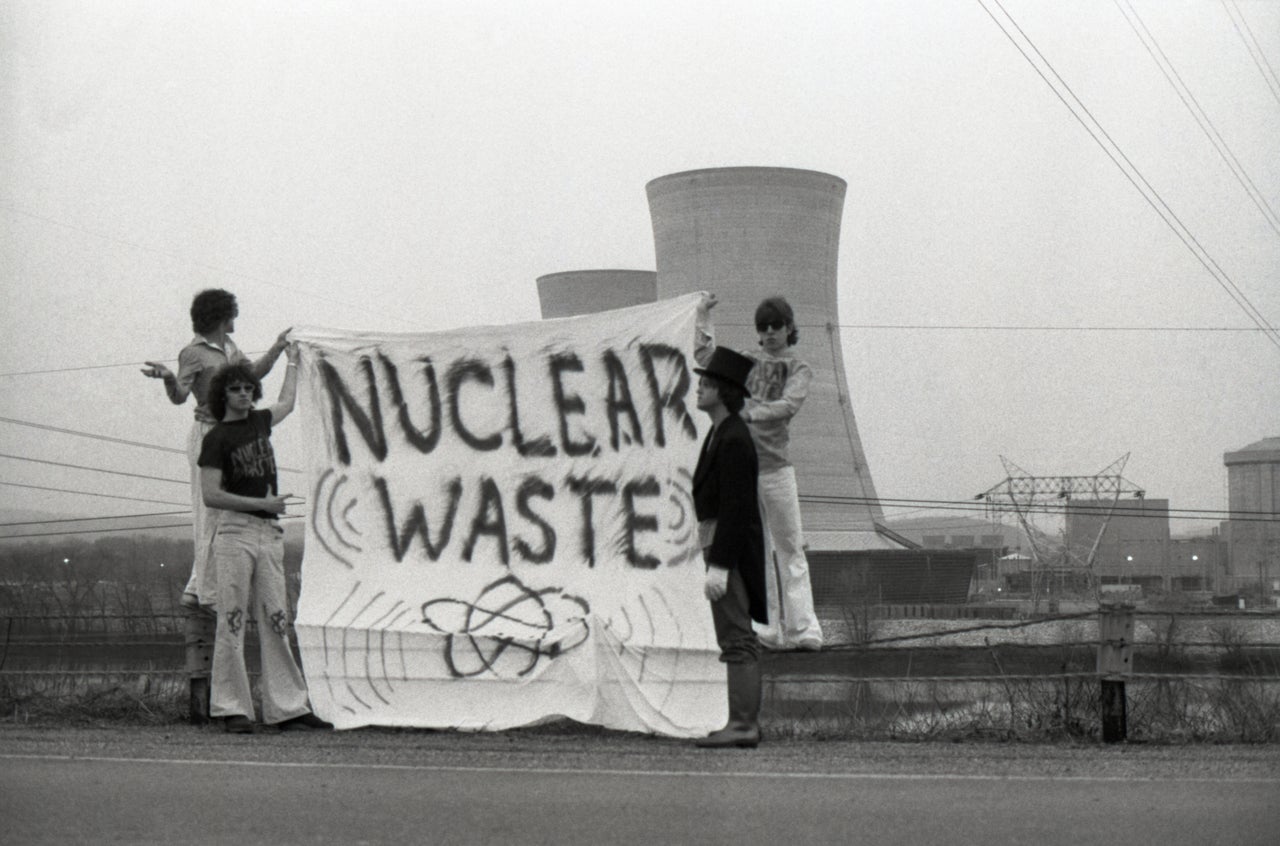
[{"xmin": 692, "ymin": 413, "xmax": 768, "ymax": 624}]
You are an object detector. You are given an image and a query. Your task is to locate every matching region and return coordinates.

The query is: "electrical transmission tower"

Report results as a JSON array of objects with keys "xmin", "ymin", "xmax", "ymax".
[{"xmin": 977, "ymin": 455, "xmax": 1146, "ymax": 611}]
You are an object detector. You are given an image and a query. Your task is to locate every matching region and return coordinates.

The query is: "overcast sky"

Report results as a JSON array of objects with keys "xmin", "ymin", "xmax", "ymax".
[{"xmin": 1, "ymin": 0, "xmax": 1277, "ymax": 542}]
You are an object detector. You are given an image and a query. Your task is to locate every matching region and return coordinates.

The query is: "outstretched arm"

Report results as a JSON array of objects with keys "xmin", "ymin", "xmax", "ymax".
[
  {"xmin": 141, "ymin": 361, "xmax": 191, "ymax": 405},
  {"xmin": 694, "ymin": 292, "xmax": 717, "ymax": 367},
  {"xmin": 251, "ymin": 328, "xmax": 292, "ymax": 380},
  {"xmin": 266, "ymin": 343, "xmax": 300, "ymax": 426}
]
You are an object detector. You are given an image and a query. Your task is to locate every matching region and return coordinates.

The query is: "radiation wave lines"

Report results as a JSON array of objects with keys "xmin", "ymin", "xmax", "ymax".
[
  {"xmin": 319, "ymin": 582, "xmax": 412, "ymax": 715},
  {"xmin": 311, "ymin": 469, "xmax": 362, "ymax": 569}
]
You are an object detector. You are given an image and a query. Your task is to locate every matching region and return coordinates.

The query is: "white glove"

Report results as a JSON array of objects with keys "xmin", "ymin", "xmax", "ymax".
[{"xmin": 704, "ymin": 566, "xmax": 729, "ymax": 601}]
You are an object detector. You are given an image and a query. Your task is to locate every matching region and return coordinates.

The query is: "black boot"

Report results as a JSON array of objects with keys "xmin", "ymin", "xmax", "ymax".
[{"xmin": 696, "ymin": 662, "xmax": 761, "ymax": 748}]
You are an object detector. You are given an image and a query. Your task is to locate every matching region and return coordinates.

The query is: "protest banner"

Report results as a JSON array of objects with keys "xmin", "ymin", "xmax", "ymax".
[{"xmin": 291, "ymin": 293, "xmax": 723, "ymax": 735}]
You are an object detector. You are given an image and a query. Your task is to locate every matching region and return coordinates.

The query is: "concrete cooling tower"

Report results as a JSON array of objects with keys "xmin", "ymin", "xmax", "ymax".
[
  {"xmin": 646, "ymin": 166, "xmax": 892, "ymax": 551},
  {"xmin": 536, "ymin": 270, "xmax": 657, "ymax": 319}
]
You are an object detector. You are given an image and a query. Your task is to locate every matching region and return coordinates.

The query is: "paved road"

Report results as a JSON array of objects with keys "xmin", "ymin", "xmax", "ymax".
[{"xmin": 2, "ymin": 725, "xmax": 1278, "ymax": 845}]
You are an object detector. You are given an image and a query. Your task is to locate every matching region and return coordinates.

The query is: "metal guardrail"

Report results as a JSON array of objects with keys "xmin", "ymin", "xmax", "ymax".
[{"xmin": 4, "ymin": 606, "xmax": 1279, "ymax": 740}]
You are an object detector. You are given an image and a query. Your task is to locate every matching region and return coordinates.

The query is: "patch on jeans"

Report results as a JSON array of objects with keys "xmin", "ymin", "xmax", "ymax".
[
  {"xmin": 269, "ymin": 609, "xmax": 288, "ymax": 635},
  {"xmin": 226, "ymin": 607, "xmax": 244, "ymax": 635}
]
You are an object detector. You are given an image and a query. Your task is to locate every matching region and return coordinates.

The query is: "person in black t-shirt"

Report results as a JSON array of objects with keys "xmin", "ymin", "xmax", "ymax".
[{"xmin": 198, "ymin": 346, "xmax": 329, "ymax": 734}]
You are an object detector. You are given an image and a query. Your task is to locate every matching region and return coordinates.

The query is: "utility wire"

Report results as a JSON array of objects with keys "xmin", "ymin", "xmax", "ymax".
[
  {"xmin": 723, "ymin": 322, "xmax": 1270, "ymax": 332},
  {"xmin": 0, "ymin": 488, "xmax": 1262, "ymax": 534},
  {"xmin": 976, "ymin": 0, "xmax": 1280, "ymax": 351},
  {"xmin": 0, "ymin": 509, "xmax": 191, "ymax": 527},
  {"xmin": 0, "ymin": 514, "xmax": 305, "ymax": 541},
  {"xmin": 805, "ymin": 493, "xmax": 1274, "ymax": 523},
  {"xmin": 0, "ymin": 416, "xmax": 185, "ymax": 456},
  {"xmin": 0, "ymin": 325, "xmax": 1272, "ymax": 379},
  {"xmin": 0, "ymin": 481, "xmax": 187, "ymax": 508},
  {"xmin": 1116, "ymin": 0, "xmax": 1280, "ymax": 236},
  {"xmin": 0, "ymin": 350, "xmax": 277, "ymax": 378},
  {"xmin": 807, "ymin": 492, "xmax": 1266, "ymax": 517},
  {"xmin": 0, "ymin": 360, "xmax": 166, "ymax": 377},
  {"xmin": 0, "ymin": 501, "xmax": 309, "ymax": 529},
  {"xmin": 0, "ymin": 523, "xmax": 194, "ymax": 539},
  {"xmin": 0, "ymin": 415, "xmax": 302, "ymax": 473},
  {"xmin": 1222, "ymin": 0, "xmax": 1280, "ymax": 107},
  {"xmin": 982, "ymin": 0, "xmax": 1280, "ymax": 346},
  {"xmin": 0, "ymin": 323, "xmax": 1264, "ymax": 378},
  {"xmin": 0, "ymin": 453, "xmax": 187, "ymax": 485}
]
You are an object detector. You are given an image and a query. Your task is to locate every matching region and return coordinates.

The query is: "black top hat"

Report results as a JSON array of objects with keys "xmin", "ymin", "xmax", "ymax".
[{"xmin": 693, "ymin": 346, "xmax": 754, "ymax": 397}]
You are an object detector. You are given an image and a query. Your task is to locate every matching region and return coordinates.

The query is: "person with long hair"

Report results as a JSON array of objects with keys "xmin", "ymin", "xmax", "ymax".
[
  {"xmin": 696, "ymin": 293, "xmax": 823, "ymax": 651},
  {"xmin": 198, "ymin": 352, "xmax": 328, "ymax": 733},
  {"xmin": 141, "ymin": 289, "xmax": 289, "ymax": 608}
]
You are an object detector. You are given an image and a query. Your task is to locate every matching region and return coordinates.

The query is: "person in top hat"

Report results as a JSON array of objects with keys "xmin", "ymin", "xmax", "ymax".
[{"xmin": 691, "ymin": 345, "xmax": 768, "ymax": 748}]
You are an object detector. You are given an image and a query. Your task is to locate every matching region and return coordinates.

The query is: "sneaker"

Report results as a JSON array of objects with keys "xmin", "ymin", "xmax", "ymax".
[
  {"xmin": 795, "ymin": 638, "xmax": 823, "ymax": 652},
  {"xmin": 223, "ymin": 715, "xmax": 254, "ymax": 734},
  {"xmin": 180, "ymin": 591, "xmax": 201, "ymax": 609},
  {"xmin": 278, "ymin": 713, "xmax": 333, "ymax": 731}
]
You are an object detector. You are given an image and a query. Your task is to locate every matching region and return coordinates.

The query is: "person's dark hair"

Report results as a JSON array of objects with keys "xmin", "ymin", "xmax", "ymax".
[
  {"xmin": 755, "ymin": 296, "xmax": 798, "ymax": 346},
  {"xmin": 717, "ymin": 380, "xmax": 746, "ymax": 414},
  {"xmin": 207, "ymin": 362, "xmax": 262, "ymax": 421},
  {"xmin": 190, "ymin": 289, "xmax": 239, "ymax": 335}
]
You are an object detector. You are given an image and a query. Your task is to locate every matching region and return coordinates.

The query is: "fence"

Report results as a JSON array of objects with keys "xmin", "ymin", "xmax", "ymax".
[{"xmin": 3, "ymin": 605, "xmax": 1280, "ymax": 741}]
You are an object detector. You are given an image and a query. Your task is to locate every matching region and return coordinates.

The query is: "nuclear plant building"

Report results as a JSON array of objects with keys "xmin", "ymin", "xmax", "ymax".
[
  {"xmin": 1224, "ymin": 437, "xmax": 1280, "ymax": 599},
  {"xmin": 536, "ymin": 167, "xmax": 982, "ymax": 606},
  {"xmin": 535, "ymin": 270, "xmax": 657, "ymax": 319}
]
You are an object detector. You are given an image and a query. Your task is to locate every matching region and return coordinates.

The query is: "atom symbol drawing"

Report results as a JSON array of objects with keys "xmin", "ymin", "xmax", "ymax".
[{"xmin": 421, "ymin": 574, "xmax": 591, "ymax": 679}]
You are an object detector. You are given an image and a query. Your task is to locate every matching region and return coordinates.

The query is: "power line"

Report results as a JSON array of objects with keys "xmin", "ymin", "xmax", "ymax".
[
  {"xmin": 0, "ymin": 415, "xmax": 302, "ymax": 472},
  {"xmin": 975, "ymin": 0, "xmax": 1280, "ymax": 352},
  {"xmin": 0, "ymin": 523, "xmax": 194, "ymax": 540},
  {"xmin": 6, "ymin": 490, "xmax": 1245, "ymax": 531},
  {"xmin": 0, "ymin": 453, "xmax": 188, "ymax": 485},
  {"xmin": 0, "ymin": 360, "xmax": 168, "ymax": 378},
  {"xmin": 0, "ymin": 325, "xmax": 1273, "ymax": 380},
  {"xmin": 982, "ymin": 0, "xmax": 1280, "ymax": 347},
  {"xmin": 1115, "ymin": 0, "xmax": 1280, "ymax": 236},
  {"xmin": 0, "ymin": 416, "xmax": 185, "ymax": 456},
  {"xmin": 0, "ymin": 514, "xmax": 305, "ymax": 541},
  {"xmin": 0, "ymin": 348, "xmax": 276, "ymax": 378},
  {"xmin": 808, "ymin": 492, "xmax": 1255, "ymax": 516},
  {"xmin": 0, "ymin": 509, "xmax": 191, "ymax": 527},
  {"xmin": 1, "ymin": 487, "xmax": 1267, "ymax": 540},
  {"xmin": 0, "ymin": 481, "xmax": 187, "ymax": 508},
  {"xmin": 1222, "ymin": 0, "xmax": 1280, "ymax": 107},
  {"xmin": 818, "ymin": 323, "xmax": 1264, "ymax": 332},
  {"xmin": 804, "ymin": 493, "xmax": 1275, "ymax": 523}
]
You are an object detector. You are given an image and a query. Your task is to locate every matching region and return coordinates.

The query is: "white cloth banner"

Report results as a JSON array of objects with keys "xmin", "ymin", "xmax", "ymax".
[{"xmin": 291, "ymin": 293, "xmax": 724, "ymax": 735}]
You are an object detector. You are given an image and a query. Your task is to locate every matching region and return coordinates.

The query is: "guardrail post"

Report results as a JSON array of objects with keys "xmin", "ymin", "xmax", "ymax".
[
  {"xmin": 1097, "ymin": 603, "xmax": 1134, "ymax": 743},
  {"xmin": 184, "ymin": 606, "xmax": 215, "ymax": 724}
]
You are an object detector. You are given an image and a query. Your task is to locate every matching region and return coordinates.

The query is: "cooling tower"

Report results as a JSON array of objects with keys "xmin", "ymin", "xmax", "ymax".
[
  {"xmin": 646, "ymin": 166, "xmax": 891, "ymax": 550},
  {"xmin": 536, "ymin": 270, "xmax": 657, "ymax": 319}
]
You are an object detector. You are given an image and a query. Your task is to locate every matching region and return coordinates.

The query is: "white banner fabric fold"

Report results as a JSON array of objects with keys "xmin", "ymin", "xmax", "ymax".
[{"xmin": 290, "ymin": 293, "xmax": 724, "ymax": 736}]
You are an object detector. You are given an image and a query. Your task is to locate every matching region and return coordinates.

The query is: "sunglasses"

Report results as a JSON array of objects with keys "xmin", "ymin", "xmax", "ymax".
[
  {"xmin": 756, "ymin": 320, "xmax": 787, "ymax": 332},
  {"xmin": 226, "ymin": 385, "xmax": 256, "ymax": 395}
]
